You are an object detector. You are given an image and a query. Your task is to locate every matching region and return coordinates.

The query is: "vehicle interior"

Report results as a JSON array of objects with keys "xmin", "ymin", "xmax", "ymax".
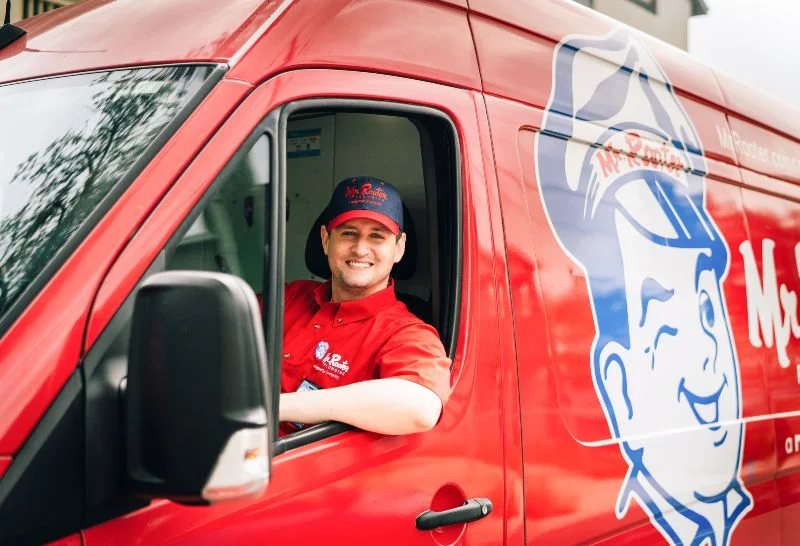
[
  {"xmin": 166, "ymin": 105, "xmax": 461, "ymax": 448},
  {"xmin": 169, "ymin": 107, "xmax": 459, "ymax": 348}
]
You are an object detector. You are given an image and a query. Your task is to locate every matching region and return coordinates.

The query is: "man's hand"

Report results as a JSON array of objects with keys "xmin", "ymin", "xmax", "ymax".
[{"xmin": 279, "ymin": 378, "xmax": 443, "ymax": 435}]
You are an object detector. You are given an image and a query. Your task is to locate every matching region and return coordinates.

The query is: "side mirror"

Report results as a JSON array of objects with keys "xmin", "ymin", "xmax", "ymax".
[{"xmin": 126, "ymin": 271, "xmax": 271, "ymax": 504}]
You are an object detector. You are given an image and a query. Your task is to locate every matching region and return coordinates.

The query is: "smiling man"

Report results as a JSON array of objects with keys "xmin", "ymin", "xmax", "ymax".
[
  {"xmin": 278, "ymin": 176, "xmax": 451, "ymax": 436},
  {"xmin": 536, "ymin": 30, "xmax": 752, "ymax": 546}
]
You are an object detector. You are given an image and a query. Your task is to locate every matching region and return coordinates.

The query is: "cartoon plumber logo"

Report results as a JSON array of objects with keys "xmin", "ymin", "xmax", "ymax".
[
  {"xmin": 315, "ymin": 341, "xmax": 329, "ymax": 361},
  {"xmin": 535, "ymin": 30, "xmax": 752, "ymax": 545}
]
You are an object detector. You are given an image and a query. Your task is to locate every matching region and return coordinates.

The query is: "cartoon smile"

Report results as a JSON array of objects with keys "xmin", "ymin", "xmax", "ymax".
[{"xmin": 677, "ymin": 375, "xmax": 728, "ymax": 428}]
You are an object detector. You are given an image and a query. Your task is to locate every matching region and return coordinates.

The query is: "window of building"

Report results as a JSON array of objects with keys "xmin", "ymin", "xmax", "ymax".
[
  {"xmin": 629, "ymin": 0, "xmax": 657, "ymax": 14},
  {"xmin": 23, "ymin": 0, "xmax": 65, "ymax": 19}
]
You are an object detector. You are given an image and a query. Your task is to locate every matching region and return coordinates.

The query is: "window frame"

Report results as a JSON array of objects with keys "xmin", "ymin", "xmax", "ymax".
[
  {"xmin": 272, "ymin": 97, "xmax": 463, "ymax": 454},
  {"xmin": 629, "ymin": 0, "xmax": 657, "ymax": 14},
  {"xmin": 83, "ymin": 96, "xmax": 464, "ymax": 486}
]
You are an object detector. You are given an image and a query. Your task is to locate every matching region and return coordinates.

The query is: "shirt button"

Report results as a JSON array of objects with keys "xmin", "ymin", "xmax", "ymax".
[
  {"xmin": 284, "ymin": 353, "xmax": 291, "ymax": 359},
  {"xmin": 336, "ymin": 318, "xmax": 342, "ymax": 324},
  {"xmin": 313, "ymin": 324, "xmax": 320, "ymax": 329}
]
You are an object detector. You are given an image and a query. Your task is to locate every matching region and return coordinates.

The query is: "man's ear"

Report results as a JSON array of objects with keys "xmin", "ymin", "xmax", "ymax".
[
  {"xmin": 393, "ymin": 232, "xmax": 407, "ymax": 264},
  {"xmin": 320, "ymin": 225, "xmax": 330, "ymax": 257},
  {"xmin": 597, "ymin": 340, "xmax": 633, "ymax": 437}
]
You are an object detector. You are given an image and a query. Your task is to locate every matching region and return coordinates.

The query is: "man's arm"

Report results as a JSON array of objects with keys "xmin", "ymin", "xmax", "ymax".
[{"xmin": 279, "ymin": 378, "xmax": 443, "ymax": 435}]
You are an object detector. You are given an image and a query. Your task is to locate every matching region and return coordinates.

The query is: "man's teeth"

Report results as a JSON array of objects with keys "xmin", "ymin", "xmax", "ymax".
[{"xmin": 347, "ymin": 261, "xmax": 371, "ymax": 268}]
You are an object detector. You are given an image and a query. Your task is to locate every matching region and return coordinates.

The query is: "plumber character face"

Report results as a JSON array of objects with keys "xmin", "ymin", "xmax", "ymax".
[{"xmin": 601, "ymin": 199, "xmax": 741, "ymax": 504}]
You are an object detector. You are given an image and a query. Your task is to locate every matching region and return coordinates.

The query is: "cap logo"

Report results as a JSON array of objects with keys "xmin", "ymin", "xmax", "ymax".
[{"xmin": 344, "ymin": 182, "xmax": 389, "ymax": 205}]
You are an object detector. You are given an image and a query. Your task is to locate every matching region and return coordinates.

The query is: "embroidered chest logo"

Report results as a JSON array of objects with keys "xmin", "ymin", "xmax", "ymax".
[{"xmin": 314, "ymin": 340, "xmax": 350, "ymax": 380}]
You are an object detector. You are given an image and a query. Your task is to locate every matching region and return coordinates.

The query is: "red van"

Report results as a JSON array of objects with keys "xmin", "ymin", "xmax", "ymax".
[{"xmin": 1, "ymin": 1, "xmax": 799, "ymax": 544}]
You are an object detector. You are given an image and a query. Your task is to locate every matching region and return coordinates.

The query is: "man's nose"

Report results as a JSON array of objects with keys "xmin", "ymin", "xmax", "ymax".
[{"xmin": 351, "ymin": 236, "xmax": 370, "ymax": 255}]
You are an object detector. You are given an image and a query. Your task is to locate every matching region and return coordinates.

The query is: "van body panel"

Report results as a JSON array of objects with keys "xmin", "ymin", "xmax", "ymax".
[
  {"xmin": 226, "ymin": 0, "xmax": 481, "ymax": 91},
  {"xmin": 737, "ymin": 175, "xmax": 800, "ymax": 543},
  {"xmin": 0, "ymin": 0, "xmax": 275, "ymax": 86},
  {"xmin": 714, "ymin": 69, "xmax": 800, "ymax": 149},
  {"xmin": 82, "ymin": 68, "xmax": 511, "ymax": 545},
  {"xmin": 486, "ymin": 76, "xmax": 784, "ymax": 546},
  {"xmin": 473, "ymin": 90, "xmax": 528, "ymax": 546},
  {"xmin": 469, "ymin": 0, "xmax": 727, "ymax": 109},
  {"xmin": 0, "ymin": 78, "xmax": 251, "ymax": 456},
  {"xmin": 725, "ymin": 116, "xmax": 800, "ymax": 185},
  {"xmin": 481, "ymin": 18, "xmax": 793, "ymax": 544}
]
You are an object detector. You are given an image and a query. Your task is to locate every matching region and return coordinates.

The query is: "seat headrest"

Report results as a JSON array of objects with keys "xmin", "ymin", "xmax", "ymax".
[{"xmin": 304, "ymin": 203, "xmax": 417, "ymax": 280}]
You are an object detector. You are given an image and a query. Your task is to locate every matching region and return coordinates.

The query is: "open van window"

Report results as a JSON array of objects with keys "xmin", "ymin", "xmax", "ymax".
[
  {"xmin": 162, "ymin": 103, "xmax": 461, "ymax": 450},
  {"xmin": 0, "ymin": 65, "xmax": 215, "ymax": 323},
  {"xmin": 276, "ymin": 105, "xmax": 461, "ymax": 449}
]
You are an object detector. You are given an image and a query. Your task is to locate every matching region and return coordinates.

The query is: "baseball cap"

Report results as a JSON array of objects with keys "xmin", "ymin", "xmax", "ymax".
[{"xmin": 324, "ymin": 176, "xmax": 404, "ymax": 235}]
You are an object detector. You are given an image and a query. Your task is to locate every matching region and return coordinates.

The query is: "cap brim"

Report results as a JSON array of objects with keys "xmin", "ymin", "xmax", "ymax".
[{"xmin": 327, "ymin": 210, "xmax": 400, "ymax": 235}]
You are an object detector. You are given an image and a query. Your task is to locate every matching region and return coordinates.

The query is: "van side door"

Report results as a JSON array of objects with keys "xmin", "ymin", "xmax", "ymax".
[
  {"xmin": 80, "ymin": 69, "xmax": 516, "ymax": 545},
  {"xmin": 473, "ymin": 5, "xmax": 778, "ymax": 544}
]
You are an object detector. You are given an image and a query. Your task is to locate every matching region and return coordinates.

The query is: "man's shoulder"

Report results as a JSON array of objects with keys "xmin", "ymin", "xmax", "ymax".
[
  {"xmin": 284, "ymin": 279, "xmax": 322, "ymax": 294},
  {"xmin": 382, "ymin": 299, "xmax": 440, "ymax": 338},
  {"xmin": 285, "ymin": 279, "xmax": 322, "ymax": 298}
]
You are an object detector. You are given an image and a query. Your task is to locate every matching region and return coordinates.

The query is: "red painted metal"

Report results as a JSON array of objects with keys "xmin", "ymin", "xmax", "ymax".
[
  {"xmin": 44, "ymin": 534, "xmax": 83, "ymax": 546},
  {"xmin": 0, "ymin": 456, "xmax": 10, "ymax": 478},
  {"xmin": 227, "ymin": 0, "xmax": 480, "ymax": 90},
  {"xmin": 0, "ymin": 0, "xmax": 272, "ymax": 85}
]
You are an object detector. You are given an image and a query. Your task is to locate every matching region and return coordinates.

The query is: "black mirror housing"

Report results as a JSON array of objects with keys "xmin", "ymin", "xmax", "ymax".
[{"xmin": 126, "ymin": 271, "xmax": 271, "ymax": 504}]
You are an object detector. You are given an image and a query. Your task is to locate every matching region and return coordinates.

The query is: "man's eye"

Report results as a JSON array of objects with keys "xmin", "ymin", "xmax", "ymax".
[
  {"xmin": 699, "ymin": 290, "xmax": 715, "ymax": 330},
  {"xmin": 370, "ymin": 233, "xmax": 385, "ymax": 240}
]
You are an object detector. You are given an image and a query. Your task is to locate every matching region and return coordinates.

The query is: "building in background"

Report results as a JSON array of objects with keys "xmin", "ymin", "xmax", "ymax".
[
  {"xmin": 574, "ymin": 0, "xmax": 708, "ymax": 50},
  {"xmin": 8, "ymin": 0, "xmax": 79, "ymax": 23}
]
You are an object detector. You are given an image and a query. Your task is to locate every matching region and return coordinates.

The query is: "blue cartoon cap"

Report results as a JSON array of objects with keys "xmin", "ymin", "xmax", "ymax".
[
  {"xmin": 536, "ymin": 29, "xmax": 725, "ymax": 263},
  {"xmin": 324, "ymin": 176, "xmax": 404, "ymax": 235}
]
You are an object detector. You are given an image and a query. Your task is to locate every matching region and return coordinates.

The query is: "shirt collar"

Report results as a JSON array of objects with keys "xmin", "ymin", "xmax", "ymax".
[{"xmin": 312, "ymin": 280, "xmax": 398, "ymax": 325}]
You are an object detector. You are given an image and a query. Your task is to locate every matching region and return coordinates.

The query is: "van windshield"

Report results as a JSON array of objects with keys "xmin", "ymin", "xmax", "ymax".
[{"xmin": 0, "ymin": 65, "xmax": 214, "ymax": 319}]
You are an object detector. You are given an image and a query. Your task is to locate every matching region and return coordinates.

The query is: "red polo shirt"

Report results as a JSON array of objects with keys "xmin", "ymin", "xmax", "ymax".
[{"xmin": 280, "ymin": 280, "xmax": 451, "ymax": 433}]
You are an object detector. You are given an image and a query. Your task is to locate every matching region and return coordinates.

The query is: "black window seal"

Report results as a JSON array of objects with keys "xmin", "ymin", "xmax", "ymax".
[
  {"xmin": 0, "ymin": 62, "xmax": 227, "ymax": 339},
  {"xmin": 272, "ymin": 98, "xmax": 463, "ymax": 454}
]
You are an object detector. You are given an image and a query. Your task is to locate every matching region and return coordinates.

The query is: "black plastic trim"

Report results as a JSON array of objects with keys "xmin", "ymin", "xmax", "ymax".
[
  {"xmin": 273, "ymin": 422, "xmax": 353, "ymax": 456},
  {"xmin": 0, "ymin": 23, "xmax": 26, "ymax": 49},
  {"xmin": 82, "ymin": 253, "xmax": 165, "ymax": 527},
  {"xmin": 0, "ymin": 370, "xmax": 84, "ymax": 545},
  {"xmin": 0, "ymin": 63, "xmax": 226, "ymax": 339},
  {"xmin": 415, "ymin": 497, "xmax": 493, "ymax": 530}
]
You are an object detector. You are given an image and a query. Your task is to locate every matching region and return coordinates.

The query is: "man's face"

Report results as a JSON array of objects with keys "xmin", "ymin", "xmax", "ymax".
[
  {"xmin": 321, "ymin": 218, "xmax": 405, "ymax": 302},
  {"xmin": 605, "ymin": 212, "xmax": 742, "ymax": 502}
]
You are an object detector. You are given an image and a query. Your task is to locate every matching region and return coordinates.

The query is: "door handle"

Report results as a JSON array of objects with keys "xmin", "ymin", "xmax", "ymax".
[{"xmin": 415, "ymin": 497, "xmax": 493, "ymax": 530}]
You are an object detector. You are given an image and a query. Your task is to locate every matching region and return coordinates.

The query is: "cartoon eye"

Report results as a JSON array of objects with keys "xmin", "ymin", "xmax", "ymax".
[{"xmin": 699, "ymin": 290, "xmax": 715, "ymax": 330}]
